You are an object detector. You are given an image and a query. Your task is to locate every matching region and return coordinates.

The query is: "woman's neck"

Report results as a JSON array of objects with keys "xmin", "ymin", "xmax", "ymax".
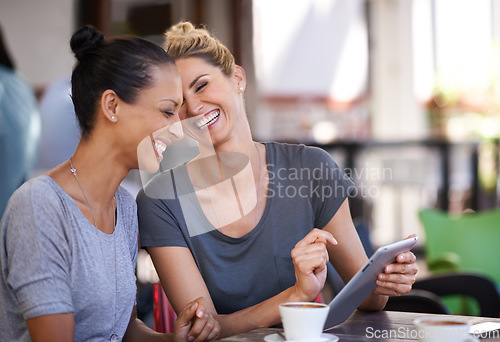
[
  {"xmin": 71, "ymin": 148, "xmax": 127, "ymax": 204},
  {"xmin": 50, "ymin": 135, "xmax": 131, "ymax": 208}
]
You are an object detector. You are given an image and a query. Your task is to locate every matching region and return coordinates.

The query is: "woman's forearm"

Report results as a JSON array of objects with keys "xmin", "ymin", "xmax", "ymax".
[
  {"xmin": 215, "ymin": 285, "xmax": 311, "ymax": 338},
  {"xmin": 123, "ymin": 318, "xmax": 170, "ymax": 342},
  {"xmin": 358, "ymin": 292, "xmax": 388, "ymax": 311}
]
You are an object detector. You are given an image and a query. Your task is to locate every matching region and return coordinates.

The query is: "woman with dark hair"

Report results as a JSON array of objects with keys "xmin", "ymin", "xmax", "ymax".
[{"xmin": 0, "ymin": 25, "xmax": 219, "ymax": 342}]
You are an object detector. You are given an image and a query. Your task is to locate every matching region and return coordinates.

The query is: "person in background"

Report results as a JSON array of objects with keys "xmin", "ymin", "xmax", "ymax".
[
  {"xmin": 37, "ymin": 77, "xmax": 80, "ymax": 171},
  {"xmin": 0, "ymin": 25, "xmax": 219, "ymax": 342},
  {"xmin": 0, "ymin": 23, "xmax": 41, "ymax": 217},
  {"xmin": 136, "ymin": 21, "xmax": 418, "ymax": 338}
]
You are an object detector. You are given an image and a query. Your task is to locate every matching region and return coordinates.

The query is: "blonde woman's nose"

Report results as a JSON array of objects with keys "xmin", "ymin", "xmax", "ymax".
[{"xmin": 186, "ymin": 99, "xmax": 204, "ymax": 116}]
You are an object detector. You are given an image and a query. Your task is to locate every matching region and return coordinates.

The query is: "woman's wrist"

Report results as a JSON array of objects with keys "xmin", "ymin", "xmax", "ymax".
[
  {"xmin": 359, "ymin": 292, "xmax": 388, "ymax": 311},
  {"xmin": 287, "ymin": 285, "xmax": 315, "ymax": 303}
]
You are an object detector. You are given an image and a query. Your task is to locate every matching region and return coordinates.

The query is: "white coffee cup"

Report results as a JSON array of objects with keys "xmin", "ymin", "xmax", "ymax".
[
  {"xmin": 279, "ymin": 302, "xmax": 329, "ymax": 341},
  {"xmin": 414, "ymin": 316, "xmax": 479, "ymax": 342}
]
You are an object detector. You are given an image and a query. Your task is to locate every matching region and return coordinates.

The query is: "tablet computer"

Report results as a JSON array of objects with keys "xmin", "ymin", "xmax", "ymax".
[{"xmin": 323, "ymin": 236, "xmax": 418, "ymax": 331}]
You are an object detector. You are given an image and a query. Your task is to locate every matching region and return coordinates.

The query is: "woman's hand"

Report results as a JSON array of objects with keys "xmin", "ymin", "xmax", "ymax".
[
  {"xmin": 291, "ymin": 228, "xmax": 338, "ymax": 301},
  {"xmin": 374, "ymin": 235, "xmax": 418, "ymax": 296},
  {"xmin": 173, "ymin": 297, "xmax": 220, "ymax": 342}
]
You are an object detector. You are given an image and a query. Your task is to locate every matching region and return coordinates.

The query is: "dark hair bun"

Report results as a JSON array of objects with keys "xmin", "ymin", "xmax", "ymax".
[{"xmin": 70, "ymin": 25, "xmax": 104, "ymax": 61}]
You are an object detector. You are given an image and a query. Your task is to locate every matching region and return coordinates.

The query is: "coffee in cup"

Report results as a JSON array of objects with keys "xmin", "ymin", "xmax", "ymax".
[
  {"xmin": 279, "ymin": 302, "xmax": 329, "ymax": 341},
  {"xmin": 414, "ymin": 317, "xmax": 479, "ymax": 342}
]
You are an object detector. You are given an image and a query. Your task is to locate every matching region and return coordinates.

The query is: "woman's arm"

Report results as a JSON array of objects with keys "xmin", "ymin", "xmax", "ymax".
[
  {"xmin": 148, "ymin": 228, "xmax": 336, "ymax": 338},
  {"xmin": 123, "ymin": 300, "xmax": 219, "ymax": 342},
  {"xmin": 123, "ymin": 306, "xmax": 169, "ymax": 342},
  {"xmin": 323, "ymin": 198, "xmax": 418, "ymax": 311},
  {"xmin": 26, "ymin": 313, "xmax": 75, "ymax": 342}
]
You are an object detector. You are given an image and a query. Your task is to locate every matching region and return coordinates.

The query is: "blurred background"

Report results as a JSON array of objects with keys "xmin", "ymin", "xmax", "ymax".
[{"xmin": 2, "ymin": 0, "xmax": 500, "ymax": 322}]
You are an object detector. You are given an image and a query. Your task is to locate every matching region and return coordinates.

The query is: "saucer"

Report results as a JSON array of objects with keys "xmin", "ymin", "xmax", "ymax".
[{"xmin": 263, "ymin": 333, "xmax": 339, "ymax": 342}]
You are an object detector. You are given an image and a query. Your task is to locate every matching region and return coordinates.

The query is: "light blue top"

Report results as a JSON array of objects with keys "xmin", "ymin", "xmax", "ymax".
[
  {"xmin": 0, "ymin": 65, "xmax": 41, "ymax": 216},
  {"xmin": 37, "ymin": 78, "xmax": 80, "ymax": 171},
  {"xmin": 0, "ymin": 176, "xmax": 138, "ymax": 341}
]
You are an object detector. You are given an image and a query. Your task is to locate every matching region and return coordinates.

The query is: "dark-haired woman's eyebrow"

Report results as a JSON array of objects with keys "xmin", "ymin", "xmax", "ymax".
[
  {"xmin": 189, "ymin": 74, "xmax": 209, "ymax": 90},
  {"xmin": 160, "ymin": 98, "xmax": 179, "ymax": 107}
]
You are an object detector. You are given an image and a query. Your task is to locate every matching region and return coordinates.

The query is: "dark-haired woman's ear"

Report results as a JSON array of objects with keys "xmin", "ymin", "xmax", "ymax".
[{"xmin": 101, "ymin": 90, "xmax": 119, "ymax": 123}]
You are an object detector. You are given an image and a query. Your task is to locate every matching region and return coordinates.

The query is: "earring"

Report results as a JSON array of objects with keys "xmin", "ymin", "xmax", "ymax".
[
  {"xmin": 111, "ymin": 115, "xmax": 116, "ymax": 121},
  {"xmin": 239, "ymin": 87, "xmax": 244, "ymax": 91}
]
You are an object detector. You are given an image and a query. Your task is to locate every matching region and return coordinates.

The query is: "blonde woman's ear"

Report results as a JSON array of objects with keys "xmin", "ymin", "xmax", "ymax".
[{"xmin": 233, "ymin": 65, "xmax": 246, "ymax": 90}]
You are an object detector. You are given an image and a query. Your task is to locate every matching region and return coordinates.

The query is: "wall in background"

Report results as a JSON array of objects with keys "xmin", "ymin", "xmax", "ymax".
[{"xmin": 0, "ymin": 0, "xmax": 75, "ymax": 91}]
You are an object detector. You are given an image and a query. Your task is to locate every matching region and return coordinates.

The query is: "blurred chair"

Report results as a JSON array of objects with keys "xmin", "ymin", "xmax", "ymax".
[
  {"xmin": 418, "ymin": 208, "xmax": 500, "ymax": 286},
  {"xmin": 385, "ymin": 273, "xmax": 500, "ymax": 318},
  {"xmin": 152, "ymin": 282, "xmax": 177, "ymax": 333},
  {"xmin": 385, "ymin": 289, "xmax": 449, "ymax": 314},
  {"xmin": 412, "ymin": 273, "xmax": 500, "ymax": 318}
]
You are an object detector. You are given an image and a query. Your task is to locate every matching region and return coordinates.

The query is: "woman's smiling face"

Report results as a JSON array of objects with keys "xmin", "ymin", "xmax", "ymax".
[
  {"xmin": 133, "ymin": 63, "xmax": 184, "ymax": 173},
  {"xmin": 175, "ymin": 56, "xmax": 246, "ymax": 148}
]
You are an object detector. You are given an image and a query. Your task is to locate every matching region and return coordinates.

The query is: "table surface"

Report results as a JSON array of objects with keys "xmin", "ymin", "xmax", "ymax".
[{"xmin": 221, "ymin": 310, "xmax": 500, "ymax": 342}]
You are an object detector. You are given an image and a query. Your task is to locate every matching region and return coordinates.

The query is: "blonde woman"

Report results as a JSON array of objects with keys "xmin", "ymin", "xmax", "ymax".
[{"xmin": 137, "ymin": 21, "xmax": 417, "ymax": 338}]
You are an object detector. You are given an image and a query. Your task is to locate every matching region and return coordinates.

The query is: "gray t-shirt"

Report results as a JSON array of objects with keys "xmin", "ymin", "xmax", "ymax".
[
  {"xmin": 138, "ymin": 142, "xmax": 354, "ymax": 314},
  {"xmin": 0, "ymin": 176, "xmax": 138, "ymax": 342}
]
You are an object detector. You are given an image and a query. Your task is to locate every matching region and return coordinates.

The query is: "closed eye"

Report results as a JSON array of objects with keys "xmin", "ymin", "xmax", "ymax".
[
  {"xmin": 195, "ymin": 82, "xmax": 207, "ymax": 93},
  {"xmin": 162, "ymin": 110, "xmax": 175, "ymax": 117}
]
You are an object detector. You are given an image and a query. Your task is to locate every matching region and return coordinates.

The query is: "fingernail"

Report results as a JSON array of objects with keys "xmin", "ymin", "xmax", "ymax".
[
  {"xmin": 197, "ymin": 310, "xmax": 204, "ymax": 318},
  {"xmin": 188, "ymin": 336, "xmax": 195, "ymax": 341}
]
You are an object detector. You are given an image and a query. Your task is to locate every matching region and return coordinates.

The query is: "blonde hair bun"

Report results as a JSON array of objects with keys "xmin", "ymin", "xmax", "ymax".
[{"xmin": 164, "ymin": 21, "xmax": 235, "ymax": 76}]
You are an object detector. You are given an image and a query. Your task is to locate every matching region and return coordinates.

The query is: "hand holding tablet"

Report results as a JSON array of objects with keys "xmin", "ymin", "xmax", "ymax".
[
  {"xmin": 324, "ymin": 236, "xmax": 418, "ymax": 330},
  {"xmin": 374, "ymin": 234, "xmax": 419, "ymax": 297}
]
